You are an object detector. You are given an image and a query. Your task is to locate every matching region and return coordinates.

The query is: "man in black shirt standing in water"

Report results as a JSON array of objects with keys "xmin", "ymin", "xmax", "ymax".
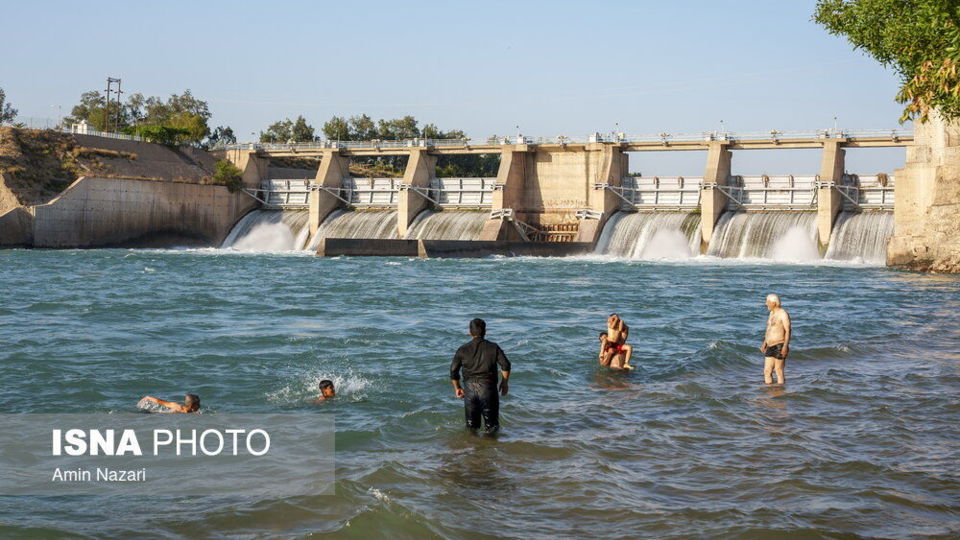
[{"xmin": 450, "ymin": 318, "xmax": 511, "ymax": 433}]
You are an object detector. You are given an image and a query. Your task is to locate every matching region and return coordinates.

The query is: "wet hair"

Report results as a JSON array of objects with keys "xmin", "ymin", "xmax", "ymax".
[
  {"xmin": 599, "ymin": 332, "xmax": 608, "ymax": 339},
  {"xmin": 184, "ymin": 394, "xmax": 200, "ymax": 411},
  {"xmin": 318, "ymin": 380, "xmax": 335, "ymax": 392},
  {"xmin": 469, "ymin": 318, "xmax": 486, "ymax": 338}
]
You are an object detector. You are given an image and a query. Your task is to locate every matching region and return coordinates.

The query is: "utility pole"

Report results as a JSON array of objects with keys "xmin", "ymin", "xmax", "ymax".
[
  {"xmin": 113, "ymin": 78, "xmax": 122, "ymax": 132},
  {"xmin": 104, "ymin": 79, "xmax": 112, "ymax": 131},
  {"xmin": 104, "ymin": 77, "xmax": 121, "ymax": 132}
]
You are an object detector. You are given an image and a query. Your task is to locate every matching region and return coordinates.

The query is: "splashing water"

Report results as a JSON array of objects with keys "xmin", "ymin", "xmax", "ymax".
[
  {"xmin": 405, "ymin": 210, "xmax": 488, "ymax": 240},
  {"xmin": 596, "ymin": 212, "xmax": 701, "ymax": 258},
  {"xmin": 222, "ymin": 210, "xmax": 310, "ymax": 251},
  {"xmin": 708, "ymin": 211, "xmax": 819, "ymax": 260},
  {"xmin": 771, "ymin": 225, "xmax": 821, "ymax": 262},
  {"xmin": 266, "ymin": 369, "xmax": 372, "ymax": 404},
  {"xmin": 826, "ymin": 211, "xmax": 894, "ymax": 264}
]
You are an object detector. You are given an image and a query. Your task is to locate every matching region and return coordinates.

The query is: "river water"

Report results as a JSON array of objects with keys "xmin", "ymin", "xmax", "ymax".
[{"xmin": 1, "ymin": 249, "xmax": 958, "ymax": 538}]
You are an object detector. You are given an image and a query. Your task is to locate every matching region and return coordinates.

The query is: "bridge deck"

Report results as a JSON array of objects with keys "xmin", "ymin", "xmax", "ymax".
[{"xmin": 216, "ymin": 130, "xmax": 913, "ymax": 157}]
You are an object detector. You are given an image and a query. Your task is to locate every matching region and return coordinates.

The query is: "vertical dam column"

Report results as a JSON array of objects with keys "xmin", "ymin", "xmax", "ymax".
[
  {"xmin": 396, "ymin": 148, "xmax": 437, "ymax": 238},
  {"xmin": 699, "ymin": 141, "xmax": 732, "ymax": 252},
  {"xmin": 817, "ymin": 140, "xmax": 845, "ymax": 247},
  {"xmin": 480, "ymin": 146, "xmax": 527, "ymax": 241},
  {"xmin": 223, "ymin": 148, "xmax": 269, "ymax": 190},
  {"xmin": 577, "ymin": 144, "xmax": 627, "ymax": 242},
  {"xmin": 309, "ymin": 150, "xmax": 351, "ymax": 236}
]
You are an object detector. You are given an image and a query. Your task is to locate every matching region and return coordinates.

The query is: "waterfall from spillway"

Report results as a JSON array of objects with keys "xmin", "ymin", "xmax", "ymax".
[
  {"xmin": 305, "ymin": 210, "xmax": 399, "ymax": 250},
  {"xmin": 405, "ymin": 211, "xmax": 488, "ymax": 241},
  {"xmin": 221, "ymin": 210, "xmax": 311, "ymax": 251},
  {"xmin": 707, "ymin": 212, "xmax": 819, "ymax": 261},
  {"xmin": 825, "ymin": 212, "xmax": 894, "ymax": 263},
  {"xmin": 596, "ymin": 212, "xmax": 701, "ymax": 259}
]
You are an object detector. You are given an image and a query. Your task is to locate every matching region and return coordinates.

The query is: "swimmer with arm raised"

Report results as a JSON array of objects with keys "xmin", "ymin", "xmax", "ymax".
[{"xmin": 140, "ymin": 394, "xmax": 200, "ymax": 413}]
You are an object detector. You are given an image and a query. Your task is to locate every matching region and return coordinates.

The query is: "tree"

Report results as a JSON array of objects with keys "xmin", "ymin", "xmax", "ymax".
[
  {"xmin": 0, "ymin": 88, "xmax": 17, "ymax": 124},
  {"xmin": 63, "ymin": 90, "xmax": 115, "ymax": 130},
  {"xmin": 291, "ymin": 116, "xmax": 315, "ymax": 142},
  {"xmin": 322, "ymin": 115, "xmax": 350, "ymax": 140},
  {"xmin": 64, "ymin": 89, "xmax": 211, "ymax": 143},
  {"xmin": 213, "ymin": 159, "xmax": 243, "ymax": 192},
  {"xmin": 814, "ymin": 0, "xmax": 960, "ymax": 122},
  {"xmin": 377, "ymin": 115, "xmax": 420, "ymax": 139},
  {"xmin": 348, "ymin": 114, "xmax": 377, "ymax": 140},
  {"xmin": 207, "ymin": 126, "xmax": 236, "ymax": 148},
  {"xmin": 260, "ymin": 116, "xmax": 316, "ymax": 143}
]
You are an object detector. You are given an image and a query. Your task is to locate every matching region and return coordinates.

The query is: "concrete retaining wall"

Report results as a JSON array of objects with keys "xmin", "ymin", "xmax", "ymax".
[
  {"xmin": 0, "ymin": 206, "xmax": 33, "ymax": 247},
  {"xmin": 32, "ymin": 176, "xmax": 256, "ymax": 248},
  {"xmin": 317, "ymin": 237, "xmax": 594, "ymax": 258}
]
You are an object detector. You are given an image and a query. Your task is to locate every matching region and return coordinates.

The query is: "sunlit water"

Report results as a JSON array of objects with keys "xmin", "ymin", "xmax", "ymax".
[{"xmin": 1, "ymin": 249, "xmax": 958, "ymax": 538}]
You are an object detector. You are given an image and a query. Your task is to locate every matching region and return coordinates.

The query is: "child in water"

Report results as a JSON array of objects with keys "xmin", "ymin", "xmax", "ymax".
[
  {"xmin": 314, "ymin": 380, "xmax": 336, "ymax": 403},
  {"xmin": 599, "ymin": 332, "xmax": 632, "ymax": 370}
]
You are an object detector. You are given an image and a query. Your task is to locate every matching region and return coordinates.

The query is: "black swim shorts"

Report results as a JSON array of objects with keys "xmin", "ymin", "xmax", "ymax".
[{"xmin": 764, "ymin": 343, "xmax": 786, "ymax": 360}]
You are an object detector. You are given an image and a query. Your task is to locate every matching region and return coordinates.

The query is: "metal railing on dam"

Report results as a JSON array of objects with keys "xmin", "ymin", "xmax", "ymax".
[{"xmin": 211, "ymin": 128, "xmax": 913, "ymax": 155}]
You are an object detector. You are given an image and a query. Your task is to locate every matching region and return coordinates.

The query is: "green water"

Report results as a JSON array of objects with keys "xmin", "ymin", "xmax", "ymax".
[{"xmin": 1, "ymin": 249, "xmax": 958, "ymax": 538}]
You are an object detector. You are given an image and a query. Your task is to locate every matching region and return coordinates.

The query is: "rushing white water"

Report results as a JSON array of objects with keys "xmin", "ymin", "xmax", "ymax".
[
  {"xmin": 305, "ymin": 210, "xmax": 399, "ymax": 250},
  {"xmin": 707, "ymin": 211, "xmax": 819, "ymax": 260},
  {"xmin": 405, "ymin": 210, "xmax": 488, "ymax": 241},
  {"xmin": 596, "ymin": 212, "xmax": 701, "ymax": 259},
  {"xmin": 825, "ymin": 211, "xmax": 895, "ymax": 263},
  {"xmin": 221, "ymin": 210, "xmax": 310, "ymax": 251}
]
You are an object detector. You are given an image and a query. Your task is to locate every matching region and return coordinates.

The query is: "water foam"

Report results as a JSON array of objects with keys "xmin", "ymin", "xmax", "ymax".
[
  {"xmin": 222, "ymin": 210, "xmax": 311, "ymax": 251},
  {"xmin": 267, "ymin": 369, "xmax": 372, "ymax": 404}
]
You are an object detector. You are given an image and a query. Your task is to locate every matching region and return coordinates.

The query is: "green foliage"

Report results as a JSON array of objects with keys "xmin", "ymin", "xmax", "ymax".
[
  {"xmin": 124, "ymin": 125, "xmax": 191, "ymax": 146},
  {"xmin": 436, "ymin": 154, "xmax": 500, "ymax": 177},
  {"xmin": 260, "ymin": 115, "xmax": 316, "ymax": 143},
  {"xmin": 814, "ymin": 0, "xmax": 960, "ymax": 122},
  {"xmin": 64, "ymin": 89, "xmax": 211, "ymax": 143},
  {"xmin": 320, "ymin": 114, "xmax": 466, "ymax": 141},
  {"xmin": 213, "ymin": 159, "xmax": 244, "ymax": 192},
  {"xmin": 206, "ymin": 126, "xmax": 236, "ymax": 148},
  {"xmin": 0, "ymin": 88, "xmax": 18, "ymax": 125}
]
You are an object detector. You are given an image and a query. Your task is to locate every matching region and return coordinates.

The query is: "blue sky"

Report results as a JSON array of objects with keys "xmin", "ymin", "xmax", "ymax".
[{"xmin": 3, "ymin": 0, "xmax": 908, "ymax": 174}]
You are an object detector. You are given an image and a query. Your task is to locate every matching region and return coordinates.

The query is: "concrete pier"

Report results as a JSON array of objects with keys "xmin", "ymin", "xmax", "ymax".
[
  {"xmin": 816, "ymin": 140, "xmax": 846, "ymax": 248},
  {"xmin": 699, "ymin": 142, "xmax": 732, "ymax": 252},
  {"xmin": 397, "ymin": 149, "xmax": 437, "ymax": 237},
  {"xmin": 309, "ymin": 150, "xmax": 350, "ymax": 236}
]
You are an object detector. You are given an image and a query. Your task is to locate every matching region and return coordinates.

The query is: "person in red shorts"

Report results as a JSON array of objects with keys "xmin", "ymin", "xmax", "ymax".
[{"xmin": 600, "ymin": 314, "xmax": 634, "ymax": 370}]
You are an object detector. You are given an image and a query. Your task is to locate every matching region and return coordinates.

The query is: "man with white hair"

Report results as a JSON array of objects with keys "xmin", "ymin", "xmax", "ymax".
[{"xmin": 760, "ymin": 294, "xmax": 791, "ymax": 384}]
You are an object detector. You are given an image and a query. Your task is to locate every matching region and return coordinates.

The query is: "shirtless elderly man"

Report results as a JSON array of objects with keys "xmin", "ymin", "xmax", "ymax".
[{"xmin": 760, "ymin": 294, "xmax": 791, "ymax": 385}]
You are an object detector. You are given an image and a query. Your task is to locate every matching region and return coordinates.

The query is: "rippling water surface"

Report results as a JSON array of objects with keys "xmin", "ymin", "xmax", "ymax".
[{"xmin": 1, "ymin": 249, "xmax": 958, "ymax": 538}]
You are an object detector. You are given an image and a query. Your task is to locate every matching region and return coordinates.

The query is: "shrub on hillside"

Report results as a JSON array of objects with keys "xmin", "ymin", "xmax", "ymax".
[{"xmin": 213, "ymin": 160, "xmax": 243, "ymax": 192}]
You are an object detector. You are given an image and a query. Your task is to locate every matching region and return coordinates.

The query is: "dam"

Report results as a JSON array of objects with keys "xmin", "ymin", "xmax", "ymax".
[{"xmin": 216, "ymin": 129, "xmax": 906, "ymax": 262}]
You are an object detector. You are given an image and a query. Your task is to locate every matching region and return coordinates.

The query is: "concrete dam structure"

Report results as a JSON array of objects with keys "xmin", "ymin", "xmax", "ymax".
[{"xmin": 216, "ymin": 129, "xmax": 909, "ymax": 261}]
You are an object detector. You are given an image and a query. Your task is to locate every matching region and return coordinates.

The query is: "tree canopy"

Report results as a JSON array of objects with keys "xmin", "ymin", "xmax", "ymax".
[
  {"xmin": 0, "ymin": 88, "xmax": 17, "ymax": 125},
  {"xmin": 320, "ymin": 114, "xmax": 465, "ymax": 141},
  {"xmin": 814, "ymin": 0, "xmax": 960, "ymax": 122},
  {"xmin": 260, "ymin": 116, "xmax": 316, "ymax": 143},
  {"xmin": 63, "ymin": 89, "xmax": 215, "ymax": 145}
]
